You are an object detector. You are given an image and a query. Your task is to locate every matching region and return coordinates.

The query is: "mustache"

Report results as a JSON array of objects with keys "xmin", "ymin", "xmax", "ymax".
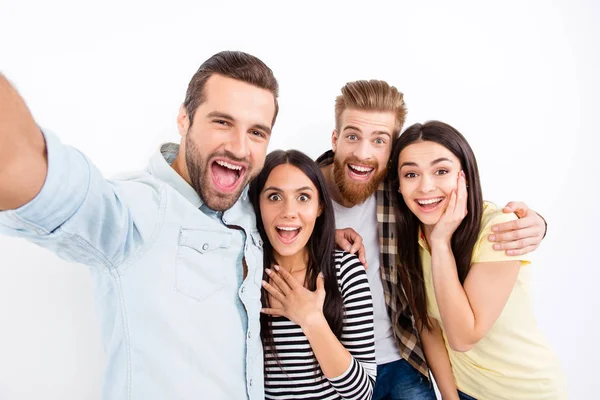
[
  {"xmin": 209, "ymin": 150, "xmax": 250, "ymax": 165},
  {"xmin": 342, "ymin": 156, "xmax": 379, "ymax": 169}
]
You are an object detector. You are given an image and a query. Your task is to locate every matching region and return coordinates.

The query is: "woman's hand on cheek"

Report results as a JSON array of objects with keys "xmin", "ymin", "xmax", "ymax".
[{"xmin": 430, "ymin": 170, "xmax": 468, "ymax": 245}]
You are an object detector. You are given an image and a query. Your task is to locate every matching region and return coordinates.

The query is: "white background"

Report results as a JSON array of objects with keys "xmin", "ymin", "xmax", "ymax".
[{"xmin": 1, "ymin": 1, "xmax": 598, "ymax": 399}]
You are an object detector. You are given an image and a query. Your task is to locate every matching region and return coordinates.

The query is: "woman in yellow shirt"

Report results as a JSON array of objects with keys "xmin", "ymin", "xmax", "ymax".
[{"xmin": 388, "ymin": 121, "xmax": 567, "ymax": 400}]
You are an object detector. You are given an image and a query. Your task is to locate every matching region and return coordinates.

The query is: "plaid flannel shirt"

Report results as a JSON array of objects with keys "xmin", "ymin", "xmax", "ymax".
[{"xmin": 317, "ymin": 150, "xmax": 429, "ymax": 378}]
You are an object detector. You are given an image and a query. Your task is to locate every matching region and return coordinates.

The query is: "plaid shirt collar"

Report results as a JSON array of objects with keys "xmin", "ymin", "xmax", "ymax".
[{"xmin": 316, "ymin": 150, "xmax": 428, "ymax": 377}]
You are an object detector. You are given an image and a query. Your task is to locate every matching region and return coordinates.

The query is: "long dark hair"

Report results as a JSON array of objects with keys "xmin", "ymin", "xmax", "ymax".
[
  {"xmin": 388, "ymin": 121, "xmax": 484, "ymax": 331},
  {"xmin": 249, "ymin": 150, "xmax": 344, "ymax": 363}
]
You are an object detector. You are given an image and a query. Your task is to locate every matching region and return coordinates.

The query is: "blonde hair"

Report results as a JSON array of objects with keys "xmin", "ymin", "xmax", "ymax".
[{"xmin": 334, "ymin": 80, "xmax": 407, "ymax": 136}]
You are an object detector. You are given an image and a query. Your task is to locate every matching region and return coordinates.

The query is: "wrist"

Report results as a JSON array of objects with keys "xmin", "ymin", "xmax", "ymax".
[
  {"xmin": 439, "ymin": 387, "xmax": 460, "ymax": 400},
  {"xmin": 442, "ymin": 393, "xmax": 460, "ymax": 400},
  {"xmin": 301, "ymin": 313, "xmax": 328, "ymax": 335},
  {"xmin": 430, "ymin": 239, "xmax": 453, "ymax": 252}
]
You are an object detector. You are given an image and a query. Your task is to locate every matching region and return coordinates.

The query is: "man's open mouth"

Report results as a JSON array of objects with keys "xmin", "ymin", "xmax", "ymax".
[
  {"xmin": 347, "ymin": 163, "xmax": 375, "ymax": 182},
  {"xmin": 210, "ymin": 159, "xmax": 247, "ymax": 193}
]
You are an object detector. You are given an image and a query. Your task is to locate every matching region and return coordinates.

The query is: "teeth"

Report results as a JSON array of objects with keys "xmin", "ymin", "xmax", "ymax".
[
  {"xmin": 277, "ymin": 226, "xmax": 300, "ymax": 231},
  {"xmin": 349, "ymin": 164, "xmax": 373, "ymax": 173},
  {"xmin": 216, "ymin": 160, "xmax": 242, "ymax": 171},
  {"xmin": 417, "ymin": 198, "xmax": 443, "ymax": 205}
]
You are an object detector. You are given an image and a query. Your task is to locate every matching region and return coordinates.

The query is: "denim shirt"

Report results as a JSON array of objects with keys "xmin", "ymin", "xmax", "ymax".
[{"xmin": 0, "ymin": 131, "xmax": 265, "ymax": 400}]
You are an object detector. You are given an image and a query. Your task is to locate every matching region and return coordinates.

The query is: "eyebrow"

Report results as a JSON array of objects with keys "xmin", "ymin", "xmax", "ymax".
[
  {"xmin": 400, "ymin": 157, "xmax": 454, "ymax": 168},
  {"xmin": 207, "ymin": 111, "xmax": 272, "ymax": 136},
  {"xmin": 263, "ymin": 186, "xmax": 314, "ymax": 193},
  {"xmin": 343, "ymin": 125, "xmax": 391, "ymax": 138}
]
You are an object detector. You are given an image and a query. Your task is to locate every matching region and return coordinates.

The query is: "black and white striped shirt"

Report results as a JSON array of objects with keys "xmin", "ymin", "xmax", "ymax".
[{"xmin": 264, "ymin": 251, "xmax": 376, "ymax": 399}]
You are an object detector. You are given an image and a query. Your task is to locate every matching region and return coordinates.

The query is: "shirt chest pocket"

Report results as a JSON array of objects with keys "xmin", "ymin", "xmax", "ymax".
[{"xmin": 175, "ymin": 228, "xmax": 233, "ymax": 302}]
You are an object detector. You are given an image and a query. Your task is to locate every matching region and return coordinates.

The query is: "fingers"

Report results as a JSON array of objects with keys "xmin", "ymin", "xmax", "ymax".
[
  {"xmin": 261, "ymin": 280, "xmax": 285, "ymax": 302},
  {"xmin": 334, "ymin": 234, "xmax": 353, "ymax": 253},
  {"xmin": 316, "ymin": 272, "xmax": 325, "ymax": 292},
  {"xmin": 265, "ymin": 267, "xmax": 292, "ymax": 294},
  {"xmin": 503, "ymin": 201, "xmax": 529, "ymax": 214},
  {"xmin": 457, "ymin": 171, "xmax": 468, "ymax": 217},
  {"xmin": 488, "ymin": 226, "xmax": 539, "ymax": 243},
  {"xmin": 335, "ymin": 228, "xmax": 364, "ymax": 254},
  {"xmin": 349, "ymin": 233, "xmax": 363, "ymax": 255},
  {"xmin": 504, "ymin": 244, "xmax": 538, "ymax": 256},
  {"xmin": 447, "ymin": 188, "xmax": 457, "ymax": 215},
  {"xmin": 271, "ymin": 265, "xmax": 301, "ymax": 290},
  {"xmin": 356, "ymin": 244, "xmax": 368, "ymax": 270},
  {"xmin": 316, "ymin": 272, "xmax": 327, "ymax": 303},
  {"xmin": 491, "ymin": 235, "xmax": 541, "ymax": 252},
  {"xmin": 260, "ymin": 307, "xmax": 285, "ymax": 317},
  {"xmin": 491, "ymin": 217, "xmax": 526, "ymax": 233}
]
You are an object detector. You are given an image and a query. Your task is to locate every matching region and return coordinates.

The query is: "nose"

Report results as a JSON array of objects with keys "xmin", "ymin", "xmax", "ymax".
[
  {"xmin": 223, "ymin": 128, "xmax": 250, "ymax": 159},
  {"xmin": 353, "ymin": 140, "xmax": 372, "ymax": 162},
  {"xmin": 418, "ymin": 174, "xmax": 436, "ymax": 194},
  {"xmin": 281, "ymin": 199, "xmax": 298, "ymax": 219}
]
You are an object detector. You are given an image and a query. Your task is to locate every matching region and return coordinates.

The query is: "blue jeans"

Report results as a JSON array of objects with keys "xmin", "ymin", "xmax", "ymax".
[
  {"xmin": 373, "ymin": 359, "xmax": 436, "ymax": 400},
  {"xmin": 458, "ymin": 390, "xmax": 477, "ymax": 400}
]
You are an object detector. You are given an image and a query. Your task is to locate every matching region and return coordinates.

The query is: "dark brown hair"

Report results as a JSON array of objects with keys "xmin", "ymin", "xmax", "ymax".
[
  {"xmin": 183, "ymin": 50, "xmax": 279, "ymax": 126},
  {"xmin": 388, "ymin": 121, "xmax": 484, "ymax": 331}
]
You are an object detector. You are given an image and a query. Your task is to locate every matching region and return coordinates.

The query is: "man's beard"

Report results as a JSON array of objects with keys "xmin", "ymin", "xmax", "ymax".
[
  {"xmin": 185, "ymin": 136, "xmax": 255, "ymax": 211},
  {"xmin": 333, "ymin": 156, "xmax": 387, "ymax": 206}
]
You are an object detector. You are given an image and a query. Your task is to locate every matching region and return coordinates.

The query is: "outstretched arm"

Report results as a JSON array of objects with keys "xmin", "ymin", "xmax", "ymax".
[
  {"xmin": 0, "ymin": 74, "xmax": 47, "ymax": 210},
  {"xmin": 0, "ymin": 74, "xmax": 158, "ymax": 269}
]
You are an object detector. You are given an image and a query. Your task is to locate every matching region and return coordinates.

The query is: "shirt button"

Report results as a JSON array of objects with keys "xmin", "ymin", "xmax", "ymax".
[
  {"xmin": 202, "ymin": 243, "xmax": 209, "ymax": 251},
  {"xmin": 248, "ymin": 331, "xmax": 252, "ymax": 338},
  {"xmin": 249, "ymin": 379, "xmax": 253, "ymax": 387},
  {"xmin": 240, "ymin": 287, "xmax": 245, "ymax": 294}
]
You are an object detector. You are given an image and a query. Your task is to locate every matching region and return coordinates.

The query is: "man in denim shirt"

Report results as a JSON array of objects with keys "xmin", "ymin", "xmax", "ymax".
[{"xmin": 0, "ymin": 51, "xmax": 279, "ymax": 400}]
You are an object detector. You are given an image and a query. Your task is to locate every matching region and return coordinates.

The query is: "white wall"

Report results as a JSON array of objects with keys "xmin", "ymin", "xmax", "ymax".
[{"xmin": 0, "ymin": 1, "xmax": 598, "ymax": 399}]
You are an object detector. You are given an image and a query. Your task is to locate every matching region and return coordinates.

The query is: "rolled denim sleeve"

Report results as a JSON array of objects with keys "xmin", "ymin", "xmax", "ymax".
[{"xmin": 0, "ymin": 130, "xmax": 159, "ymax": 269}]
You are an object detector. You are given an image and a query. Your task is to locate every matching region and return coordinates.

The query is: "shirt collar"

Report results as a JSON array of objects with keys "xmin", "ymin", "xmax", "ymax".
[
  {"xmin": 315, "ymin": 149, "xmax": 335, "ymax": 167},
  {"xmin": 148, "ymin": 142, "xmax": 204, "ymax": 208},
  {"xmin": 148, "ymin": 142, "xmax": 250, "ymax": 209},
  {"xmin": 417, "ymin": 227, "xmax": 429, "ymax": 252}
]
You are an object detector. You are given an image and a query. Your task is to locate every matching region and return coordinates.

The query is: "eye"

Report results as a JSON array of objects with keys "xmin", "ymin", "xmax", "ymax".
[
  {"xmin": 435, "ymin": 169, "xmax": 449, "ymax": 175},
  {"xmin": 214, "ymin": 119, "xmax": 230, "ymax": 126},
  {"xmin": 404, "ymin": 172, "xmax": 417, "ymax": 178},
  {"xmin": 347, "ymin": 134, "xmax": 358, "ymax": 141},
  {"xmin": 267, "ymin": 193, "xmax": 282, "ymax": 201},
  {"xmin": 374, "ymin": 138, "xmax": 386, "ymax": 145},
  {"xmin": 298, "ymin": 194, "xmax": 310, "ymax": 202},
  {"xmin": 251, "ymin": 130, "xmax": 266, "ymax": 139}
]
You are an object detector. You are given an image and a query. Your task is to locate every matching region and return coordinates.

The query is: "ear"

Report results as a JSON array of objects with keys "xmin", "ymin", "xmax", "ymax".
[
  {"xmin": 331, "ymin": 129, "xmax": 338, "ymax": 152},
  {"xmin": 317, "ymin": 203, "xmax": 324, "ymax": 217},
  {"xmin": 177, "ymin": 105, "xmax": 190, "ymax": 137}
]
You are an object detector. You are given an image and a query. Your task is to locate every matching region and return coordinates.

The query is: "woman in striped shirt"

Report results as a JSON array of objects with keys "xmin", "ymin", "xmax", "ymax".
[{"xmin": 249, "ymin": 149, "xmax": 376, "ymax": 400}]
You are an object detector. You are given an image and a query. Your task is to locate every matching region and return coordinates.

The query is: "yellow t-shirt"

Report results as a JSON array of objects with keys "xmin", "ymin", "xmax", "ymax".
[{"xmin": 420, "ymin": 202, "xmax": 567, "ymax": 400}]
